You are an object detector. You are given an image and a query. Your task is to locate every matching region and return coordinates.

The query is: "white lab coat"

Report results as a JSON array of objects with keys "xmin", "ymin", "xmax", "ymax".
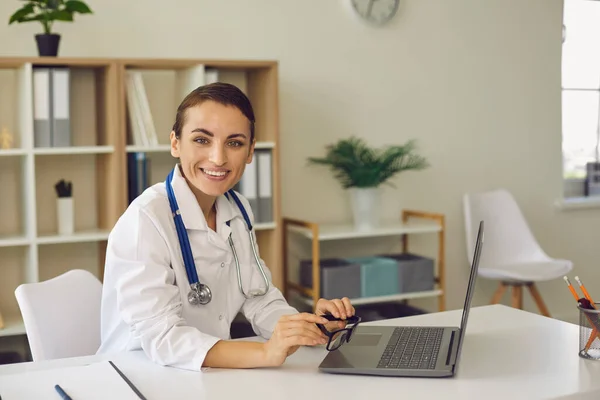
[{"xmin": 97, "ymin": 164, "xmax": 298, "ymax": 371}]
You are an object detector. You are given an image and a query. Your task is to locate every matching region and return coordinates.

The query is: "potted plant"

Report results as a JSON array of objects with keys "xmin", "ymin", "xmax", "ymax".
[
  {"xmin": 308, "ymin": 137, "xmax": 429, "ymax": 230},
  {"xmin": 8, "ymin": 0, "xmax": 93, "ymax": 57}
]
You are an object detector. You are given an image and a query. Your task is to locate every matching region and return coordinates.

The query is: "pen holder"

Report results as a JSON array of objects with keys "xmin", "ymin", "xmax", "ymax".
[
  {"xmin": 57, "ymin": 197, "xmax": 74, "ymax": 235},
  {"xmin": 577, "ymin": 302, "xmax": 600, "ymax": 360}
]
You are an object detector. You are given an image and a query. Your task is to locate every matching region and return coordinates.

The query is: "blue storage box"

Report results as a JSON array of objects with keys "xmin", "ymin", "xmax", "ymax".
[
  {"xmin": 345, "ymin": 256, "xmax": 400, "ymax": 298},
  {"xmin": 379, "ymin": 253, "xmax": 435, "ymax": 293},
  {"xmin": 299, "ymin": 258, "xmax": 361, "ymax": 299}
]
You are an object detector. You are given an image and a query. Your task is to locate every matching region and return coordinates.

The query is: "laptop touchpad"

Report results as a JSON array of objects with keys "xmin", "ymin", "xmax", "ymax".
[{"xmin": 348, "ymin": 334, "xmax": 382, "ymax": 346}]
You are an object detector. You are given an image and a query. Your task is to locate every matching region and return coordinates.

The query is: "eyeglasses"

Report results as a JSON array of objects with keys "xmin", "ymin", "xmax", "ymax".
[{"xmin": 316, "ymin": 314, "xmax": 362, "ymax": 351}]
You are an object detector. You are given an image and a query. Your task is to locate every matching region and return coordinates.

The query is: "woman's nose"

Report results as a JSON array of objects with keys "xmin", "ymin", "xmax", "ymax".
[{"xmin": 208, "ymin": 144, "xmax": 227, "ymax": 166}]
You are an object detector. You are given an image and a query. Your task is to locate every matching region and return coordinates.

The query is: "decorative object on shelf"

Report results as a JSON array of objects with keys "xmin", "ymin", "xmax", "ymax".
[
  {"xmin": 585, "ymin": 162, "xmax": 600, "ymax": 196},
  {"xmin": 307, "ymin": 137, "xmax": 429, "ymax": 231},
  {"xmin": 350, "ymin": 0, "xmax": 400, "ymax": 26},
  {"xmin": 0, "ymin": 127, "xmax": 14, "ymax": 149},
  {"xmin": 54, "ymin": 179, "xmax": 74, "ymax": 235},
  {"xmin": 8, "ymin": 0, "xmax": 93, "ymax": 57}
]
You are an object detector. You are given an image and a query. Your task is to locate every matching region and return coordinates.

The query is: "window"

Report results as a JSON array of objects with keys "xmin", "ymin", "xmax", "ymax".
[{"xmin": 562, "ymin": 0, "xmax": 600, "ymax": 180}]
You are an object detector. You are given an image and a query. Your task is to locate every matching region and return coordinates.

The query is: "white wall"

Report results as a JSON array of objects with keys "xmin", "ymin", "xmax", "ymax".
[{"xmin": 1, "ymin": 0, "xmax": 596, "ymax": 323}]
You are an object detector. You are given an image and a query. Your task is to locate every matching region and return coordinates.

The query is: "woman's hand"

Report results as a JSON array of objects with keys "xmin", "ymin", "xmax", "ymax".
[
  {"xmin": 315, "ymin": 297, "xmax": 356, "ymax": 331},
  {"xmin": 262, "ymin": 313, "xmax": 329, "ymax": 367}
]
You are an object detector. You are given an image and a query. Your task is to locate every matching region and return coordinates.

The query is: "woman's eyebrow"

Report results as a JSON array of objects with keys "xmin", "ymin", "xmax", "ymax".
[{"xmin": 190, "ymin": 128, "xmax": 247, "ymax": 139}]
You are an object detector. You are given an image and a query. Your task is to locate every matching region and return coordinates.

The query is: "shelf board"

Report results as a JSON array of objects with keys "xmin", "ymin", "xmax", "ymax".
[
  {"xmin": 126, "ymin": 144, "xmax": 171, "ymax": 153},
  {"xmin": 36, "ymin": 229, "xmax": 111, "ymax": 245},
  {"xmin": 254, "ymin": 141, "xmax": 275, "ymax": 149},
  {"xmin": 298, "ymin": 290, "xmax": 443, "ymax": 306},
  {"xmin": 0, "ymin": 149, "xmax": 27, "ymax": 156},
  {"xmin": 33, "ymin": 146, "xmax": 114, "ymax": 155},
  {"xmin": 288, "ymin": 221, "xmax": 442, "ymax": 241},
  {"xmin": 254, "ymin": 222, "xmax": 276, "ymax": 231},
  {"xmin": 0, "ymin": 315, "xmax": 26, "ymax": 337},
  {"xmin": 0, "ymin": 234, "xmax": 30, "ymax": 247}
]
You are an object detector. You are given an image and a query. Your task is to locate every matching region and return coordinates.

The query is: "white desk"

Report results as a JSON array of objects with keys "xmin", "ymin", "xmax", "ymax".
[{"xmin": 1, "ymin": 305, "xmax": 600, "ymax": 400}]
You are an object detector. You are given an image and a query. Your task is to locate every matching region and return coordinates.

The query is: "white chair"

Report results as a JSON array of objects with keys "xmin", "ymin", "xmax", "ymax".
[
  {"xmin": 14, "ymin": 269, "xmax": 102, "ymax": 361},
  {"xmin": 463, "ymin": 189, "xmax": 573, "ymax": 317}
]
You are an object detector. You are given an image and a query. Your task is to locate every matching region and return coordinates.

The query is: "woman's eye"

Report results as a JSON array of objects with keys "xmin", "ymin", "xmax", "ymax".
[
  {"xmin": 228, "ymin": 141, "xmax": 244, "ymax": 147},
  {"xmin": 195, "ymin": 137, "xmax": 209, "ymax": 144}
]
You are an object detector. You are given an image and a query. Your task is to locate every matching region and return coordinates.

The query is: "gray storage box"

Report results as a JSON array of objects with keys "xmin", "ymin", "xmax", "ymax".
[
  {"xmin": 379, "ymin": 253, "xmax": 435, "ymax": 293},
  {"xmin": 299, "ymin": 258, "xmax": 361, "ymax": 299}
]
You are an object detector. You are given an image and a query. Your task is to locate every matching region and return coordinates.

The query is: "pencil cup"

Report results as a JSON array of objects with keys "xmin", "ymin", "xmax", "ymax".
[
  {"xmin": 57, "ymin": 197, "xmax": 74, "ymax": 235},
  {"xmin": 577, "ymin": 302, "xmax": 600, "ymax": 360}
]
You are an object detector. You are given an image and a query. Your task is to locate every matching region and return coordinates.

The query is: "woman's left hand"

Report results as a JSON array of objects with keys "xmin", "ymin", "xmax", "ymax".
[{"xmin": 315, "ymin": 297, "xmax": 356, "ymax": 331}]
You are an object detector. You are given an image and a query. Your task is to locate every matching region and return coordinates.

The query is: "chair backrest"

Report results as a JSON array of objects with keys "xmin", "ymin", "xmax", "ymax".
[
  {"xmin": 463, "ymin": 189, "xmax": 549, "ymax": 267},
  {"xmin": 15, "ymin": 269, "xmax": 102, "ymax": 362}
]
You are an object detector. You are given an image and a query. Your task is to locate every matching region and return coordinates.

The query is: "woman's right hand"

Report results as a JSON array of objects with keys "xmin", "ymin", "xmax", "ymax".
[{"xmin": 262, "ymin": 313, "xmax": 330, "ymax": 367}]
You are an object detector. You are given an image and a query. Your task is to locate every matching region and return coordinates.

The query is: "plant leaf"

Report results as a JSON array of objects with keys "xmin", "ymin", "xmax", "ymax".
[
  {"xmin": 46, "ymin": 9, "xmax": 73, "ymax": 21},
  {"xmin": 65, "ymin": 0, "xmax": 92, "ymax": 13},
  {"xmin": 8, "ymin": 4, "xmax": 35, "ymax": 24}
]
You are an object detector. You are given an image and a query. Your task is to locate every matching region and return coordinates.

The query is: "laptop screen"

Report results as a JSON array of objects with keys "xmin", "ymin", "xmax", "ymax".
[{"xmin": 453, "ymin": 220, "xmax": 484, "ymax": 371}]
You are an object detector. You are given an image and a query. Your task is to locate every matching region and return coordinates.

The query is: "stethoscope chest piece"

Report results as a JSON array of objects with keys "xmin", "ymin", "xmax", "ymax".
[{"xmin": 188, "ymin": 282, "xmax": 212, "ymax": 305}]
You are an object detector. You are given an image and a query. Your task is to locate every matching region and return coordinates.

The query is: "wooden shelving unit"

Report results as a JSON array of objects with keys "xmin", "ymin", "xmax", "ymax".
[
  {"xmin": 282, "ymin": 210, "xmax": 446, "ymax": 312},
  {"xmin": 0, "ymin": 57, "xmax": 283, "ymax": 341}
]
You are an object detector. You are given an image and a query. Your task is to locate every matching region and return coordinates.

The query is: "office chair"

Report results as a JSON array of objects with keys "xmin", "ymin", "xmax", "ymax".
[
  {"xmin": 463, "ymin": 189, "xmax": 573, "ymax": 317},
  {"xmin": 14, "ymin": 269, "xmax": 103, "ymax": 361}
]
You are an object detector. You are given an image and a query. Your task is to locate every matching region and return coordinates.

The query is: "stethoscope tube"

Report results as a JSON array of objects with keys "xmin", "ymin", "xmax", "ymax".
[{"xmin": 166, "ymin": 169, "xmax": 270, "ymax": 305}]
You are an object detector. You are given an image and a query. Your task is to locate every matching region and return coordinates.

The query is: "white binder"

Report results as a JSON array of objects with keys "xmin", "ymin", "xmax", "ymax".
[
  {"xmin": 32, "ymin": 67, "xmax": 52, "ymax": 147},
  {"xmin": 256, "ymin": 149, "xmax": 273, "ymax": 223},
  {"xmin": 238, "ymin": 156, "xmax": 259, "ymax": 219},
  {"xmin": 51, "ymin": 67, "xmax": 71, "ymax": 147}
]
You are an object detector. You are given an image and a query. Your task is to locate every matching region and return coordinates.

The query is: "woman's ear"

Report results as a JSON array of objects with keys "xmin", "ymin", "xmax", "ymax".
[
  {"xmin": 246, "ymin": 138, "xmax": 256, "ymax": 164},
  {"xmin": 170, "ymin": 131, "xmax": 180, "ymax": 158}
]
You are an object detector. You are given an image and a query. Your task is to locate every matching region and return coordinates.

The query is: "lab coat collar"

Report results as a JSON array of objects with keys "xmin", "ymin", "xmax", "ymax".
[{"xmin": 169, "ymin": 165, "xmax": 237, "ymax": 238}]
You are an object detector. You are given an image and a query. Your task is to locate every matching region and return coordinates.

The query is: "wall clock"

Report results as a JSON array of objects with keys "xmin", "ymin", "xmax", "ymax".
[{"xmin": 350, "ymin": 0, "xmax": 400, "ymax": 26}]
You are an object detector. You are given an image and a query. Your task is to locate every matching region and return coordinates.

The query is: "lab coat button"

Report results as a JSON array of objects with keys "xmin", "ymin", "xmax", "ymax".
[
  {"xmin": 220, "ymin": 262, "xmax": 225, "ymax": 268},
  {"xmin": 219, "ymin": 314, "xmax": 224, "ymax": 320}
]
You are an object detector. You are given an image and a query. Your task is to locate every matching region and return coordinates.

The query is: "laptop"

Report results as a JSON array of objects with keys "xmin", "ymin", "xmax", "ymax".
[{"xmin": 318, "ymin": 220, "xmax": 484, "ymax": 378}]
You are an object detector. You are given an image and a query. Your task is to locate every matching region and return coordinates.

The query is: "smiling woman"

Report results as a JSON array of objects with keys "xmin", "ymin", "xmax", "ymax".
[{"xmin": 97, "ymin": 81, "xmax": 357, "ymax": 371}]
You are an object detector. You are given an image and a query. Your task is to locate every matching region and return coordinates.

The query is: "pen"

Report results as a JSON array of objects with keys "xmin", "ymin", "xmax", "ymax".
[
  {"xmin": 54, "ymin": 384, "xmax": 72, "ymax": 400},
  {"xmin": 563, "ymin": 276, "xmax": 580, "ymax": 301},
  {"xmin": 574, "ymin": 276, "xmax": 597, "ymax": 309},
  {"xmin": 109, "ymin": 361, "xmax": 147, "ymax": 400}
]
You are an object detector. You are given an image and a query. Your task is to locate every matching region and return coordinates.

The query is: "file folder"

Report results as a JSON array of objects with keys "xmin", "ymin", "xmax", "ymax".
[
  {"xmin": 256, "ymin": 149, "xmax": 273, "ymax": 223},
  {"xmin": 33, "ymin": 67, "xmax": 52, "ymax": 147},
  {"xmin": 51, "ymin": 67, "xmax": 71, "ymax": 147},
  {"xmin": 238, "ymin": 156, "xmax": 259, "ymax": 218}
]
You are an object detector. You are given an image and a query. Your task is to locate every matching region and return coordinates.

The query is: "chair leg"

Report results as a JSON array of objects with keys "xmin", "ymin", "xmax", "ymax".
[
  {"xmin": 511, "ymin": 285, "xmax": 523, "ymax": 309},
  {"xmin": 526, "ymin": 283, "xmax": 551, "ymax": 317},
  {"xmin": 490, "ymin": 282, "xmax": 508, "ymax": 304}
]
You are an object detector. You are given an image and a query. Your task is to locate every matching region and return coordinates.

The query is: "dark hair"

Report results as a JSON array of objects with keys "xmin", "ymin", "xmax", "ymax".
[{"xmin": 172, "ymin": 82, "xmax": 255, "ymax": 142}]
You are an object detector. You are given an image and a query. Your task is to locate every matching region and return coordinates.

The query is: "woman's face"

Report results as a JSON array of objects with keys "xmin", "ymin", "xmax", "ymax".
[{"xmin": 170, "ymin": 100, "xmax": 254, "ymax": 198}]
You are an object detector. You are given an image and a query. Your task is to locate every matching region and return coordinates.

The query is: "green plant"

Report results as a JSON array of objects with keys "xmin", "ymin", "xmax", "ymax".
[
  {"xmin": 307, "ymin": 137, "xmax": 429, "ymax": 189},
  {"xmin": 9, "ymin": 0, "xmax": 93, "ymax": 35}
]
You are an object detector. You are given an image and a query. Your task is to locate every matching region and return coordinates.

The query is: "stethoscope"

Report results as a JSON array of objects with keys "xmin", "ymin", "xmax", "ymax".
[{"xmin": 165, "ymin": 169, "xmax": 270, "ymax": 306}]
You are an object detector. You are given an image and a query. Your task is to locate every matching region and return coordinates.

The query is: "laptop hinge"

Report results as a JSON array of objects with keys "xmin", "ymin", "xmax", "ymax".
[{"xmin": 445, "ymin": 329, "xmax": 459, "ymax": 366}]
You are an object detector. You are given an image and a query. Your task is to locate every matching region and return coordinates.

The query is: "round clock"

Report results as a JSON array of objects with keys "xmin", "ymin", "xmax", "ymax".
[{"xmin": 350, "ymin": 0, "xmax": 400, "ymax": 25}]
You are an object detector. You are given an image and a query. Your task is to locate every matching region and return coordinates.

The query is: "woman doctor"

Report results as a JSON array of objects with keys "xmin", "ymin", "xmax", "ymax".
[{"xmin": 97, "ymin": 83, "xmax": 355, "ymax": 371}]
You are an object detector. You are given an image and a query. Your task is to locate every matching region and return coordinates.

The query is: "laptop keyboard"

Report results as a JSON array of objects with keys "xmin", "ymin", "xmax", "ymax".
[{"xmin": 377, "ymin": 327, "xmax": 444, "ymax": 369}]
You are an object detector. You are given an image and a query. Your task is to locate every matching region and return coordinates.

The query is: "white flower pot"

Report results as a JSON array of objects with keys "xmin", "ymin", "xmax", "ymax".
[
  {"xmin": 57, "ymin": 197, "xmax": 74, "ymax": 235},
  {"xmin": 349, "ymin": 187, "xmax": 380, "ymax": 231}
]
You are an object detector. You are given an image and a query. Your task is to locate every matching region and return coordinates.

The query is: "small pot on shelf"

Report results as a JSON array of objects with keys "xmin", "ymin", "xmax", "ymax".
[{"xmin": 35, "ymin": 33, "xmax": 61, "ymax": 57}]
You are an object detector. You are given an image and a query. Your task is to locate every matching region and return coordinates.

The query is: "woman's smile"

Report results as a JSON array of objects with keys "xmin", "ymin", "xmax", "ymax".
[{"xmin": 200, "ymin": 167, "xmax": 230, "ymax": 181}]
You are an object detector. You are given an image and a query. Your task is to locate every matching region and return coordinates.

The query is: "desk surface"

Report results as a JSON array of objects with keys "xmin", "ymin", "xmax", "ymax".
[{"xmin": 1, "ymin": 305, "xmax": 600, "ymax": 400}]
